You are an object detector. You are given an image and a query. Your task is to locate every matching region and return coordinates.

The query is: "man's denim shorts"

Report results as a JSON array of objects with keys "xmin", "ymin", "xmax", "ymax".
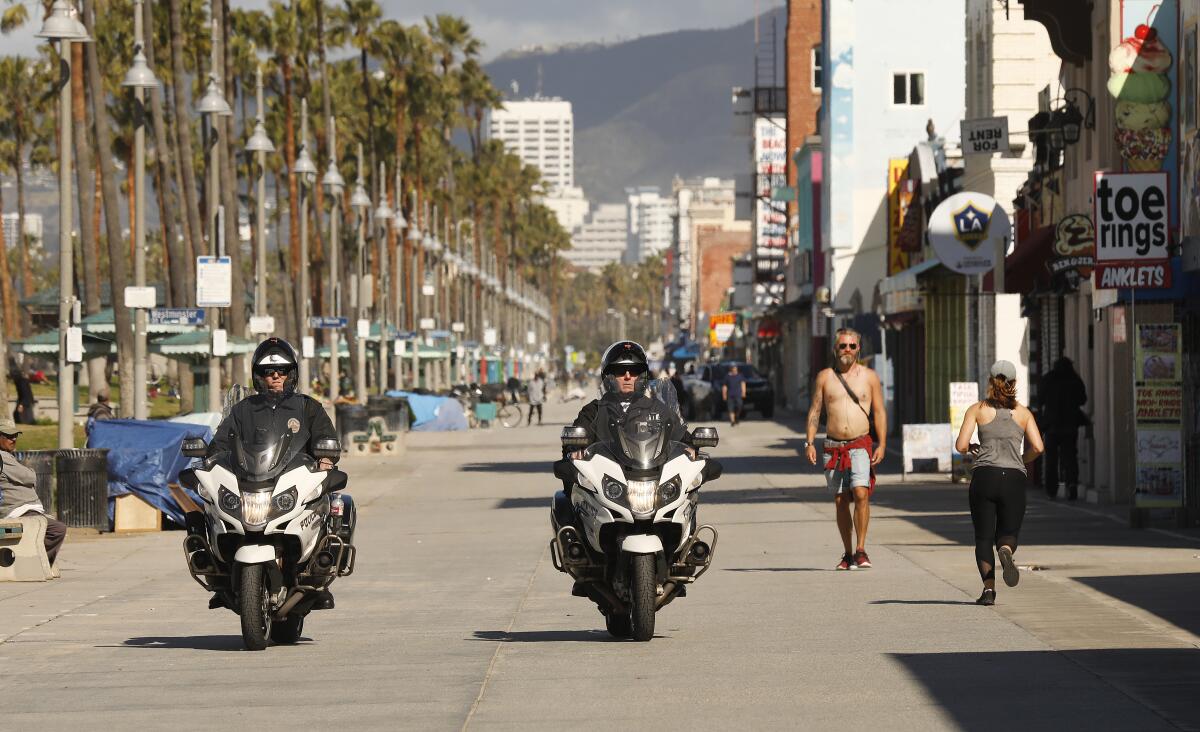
[{"xmin": 824, "ymin": 440, "xmax": 871, "ymax": 494}]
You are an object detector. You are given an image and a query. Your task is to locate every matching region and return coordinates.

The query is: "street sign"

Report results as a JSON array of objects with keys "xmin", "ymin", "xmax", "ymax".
[
  {"xmin": 927, "ymin": 192, "xmax": 1010, "ymax": 275},
  {"xmin": 430, "ymin": 329, "xmax": 451, "ymax": 339},
  {"xmin": 124, "ymin": 286, "xmax": 156, "ymax": 309},
  {"xmin": 309, "ymin": 316, "xmax": 348, "ymax": 329},
  {"xmin": 248, "ymin": 315, "xmax": 275, "ymax": 334},
  {"xmin": 960, "ymin": 116, "xmax": 1010, "ymax": 155},
  {"xmin": 150, "ymin": 308, "xmax": 204, "ymax": 326},
  {"xmin": 196, "ymin": 256, "xmax": 232, "ymax": 307}
]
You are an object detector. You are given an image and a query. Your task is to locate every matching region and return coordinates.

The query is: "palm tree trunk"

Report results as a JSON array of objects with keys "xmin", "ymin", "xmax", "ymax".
[
  {"xmin": 72, "ymin": 37, "xmax": 105, "ymax": 401},
  {"xmin": 219, "ymin": 0, "xmax": 246, "ymax": 382},
  {"xmin": 168, "ymin": 0, "xmax": 205, "ymax": 309},
  {"xmin": 82, "ymin": 0, "xmax": 135, "ymax": 418},
  {"xmin": 282, "ymin": 57, "xmax": 301, "ymax": 334},
  {"xmin": 0, "ymin": 187, "xmax": 18, "ymax": 342}
]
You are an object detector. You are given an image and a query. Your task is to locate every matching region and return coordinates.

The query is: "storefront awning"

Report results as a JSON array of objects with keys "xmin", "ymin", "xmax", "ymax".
[
  {"xmin": 879, "ymin": 258, "xmax": 943, "ymax": 295},
  {"xmin": 986, "ymin": 224, "xmax": 1053, "ymax": 294}
]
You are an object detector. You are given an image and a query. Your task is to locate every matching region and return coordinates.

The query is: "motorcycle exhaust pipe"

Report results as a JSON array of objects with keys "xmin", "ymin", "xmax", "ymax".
[
  {"xmin": 273, "ymin": 589, "xmax": 308, "ymax": 620},
  {"xmin": 688, "ymin": 541, "xmax": 710, "ymax": 563},
  {"xmin": 315, "ymin": 550, "xmax": 337, "ymax": 571}
]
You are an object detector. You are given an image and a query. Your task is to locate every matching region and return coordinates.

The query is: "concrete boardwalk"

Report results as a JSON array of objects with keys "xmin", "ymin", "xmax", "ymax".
[{"xmin": 1, "ymin": 400, "xmax": 1197, "ymax": 730}]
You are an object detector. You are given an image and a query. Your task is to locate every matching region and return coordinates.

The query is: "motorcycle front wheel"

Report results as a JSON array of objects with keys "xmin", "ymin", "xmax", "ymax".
[
  {"xmin": 239, "ymin": 564, "xmax": 272, "ymax": 651},
  {"xmin": 630, "ymin": 554, "xmax": 656, "ymax": 642}
]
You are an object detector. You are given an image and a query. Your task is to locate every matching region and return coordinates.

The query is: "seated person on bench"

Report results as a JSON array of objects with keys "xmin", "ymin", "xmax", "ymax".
[{"xmin": 0, "ymin": 418, "xmax": 66, "ymax": 564}]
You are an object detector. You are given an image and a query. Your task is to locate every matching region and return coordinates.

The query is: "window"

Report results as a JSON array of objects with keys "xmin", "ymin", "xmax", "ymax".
[
  {"xmin": 893, "ymin": 72, "xmax": 925, "ymax": 105},
  {"xmin": 811, "ymin": 46, "xmax": 822, "ymax": 91}
]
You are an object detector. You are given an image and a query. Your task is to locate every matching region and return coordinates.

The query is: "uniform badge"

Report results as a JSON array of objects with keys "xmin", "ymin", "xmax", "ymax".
[{"xmin": 287, "ymin": 418, "xmax": 301, "ymax": 434}]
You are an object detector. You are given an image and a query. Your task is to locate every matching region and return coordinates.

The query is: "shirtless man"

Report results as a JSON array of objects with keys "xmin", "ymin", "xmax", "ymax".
[{"xmin": 805, "ymin": 328, "xmax": 886, "ymax": 570}]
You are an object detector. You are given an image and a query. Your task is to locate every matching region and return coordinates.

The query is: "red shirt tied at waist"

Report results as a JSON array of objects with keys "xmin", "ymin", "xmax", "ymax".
[{"xmin": 823, "ymin": 434, "xmax": 877, "ymax": 495}]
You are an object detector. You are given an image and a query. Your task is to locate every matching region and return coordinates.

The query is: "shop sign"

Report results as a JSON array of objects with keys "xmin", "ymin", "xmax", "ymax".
[
  {"xmin": 1093, "ymin": 260, "xmax": 1172, "ymax": 288},
  {"xmin": 754, "ymin": 117, "xmax": 788, "ymax": 281},
  {"xmin": 927, "ymin": 192, "xmax": 1010, "ymax": 275},
  {"xmin": 960, "ymin": 116, "xmax": 1010, "ymax": 155},
  {"xmin": 1046, "ymin": 214, "xmax": 1096, "ymax": 278},
  {"xmin": 887, "ymin": 159, "xmax": 915, "ymax": 276},
  {"xmin": 1093, "ymin": 171, "xmax": 1170, "ymax": 261},
  {"xmin": 709, "ymin": 312, "xmax": 736, "ymax": 346},
  {"xmin": 949, "ymin": 382, "xmax": 978, "ymax": 483},
  {"xmin": 1133, "ymin": 322, "xmax": 1185, "ymax": 507}
]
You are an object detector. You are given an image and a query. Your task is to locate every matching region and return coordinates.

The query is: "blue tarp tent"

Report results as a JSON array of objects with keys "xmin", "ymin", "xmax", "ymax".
[
  {"xmin": 87, "ymin": 419, "xmax": 212, "ymax": 525},
  {"xmin": 384, "ymin": 391, "xmax": 468, "ymax": 431}
]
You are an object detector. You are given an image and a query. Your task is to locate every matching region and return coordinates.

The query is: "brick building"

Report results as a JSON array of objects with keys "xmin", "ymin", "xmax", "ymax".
[
  {"xmin": 697, "ymin": 228, "xmax": 752, "ymax": 325},
  {"xmin": 785, "ymin": 1, "xmax": 822, "ymax": 220}
]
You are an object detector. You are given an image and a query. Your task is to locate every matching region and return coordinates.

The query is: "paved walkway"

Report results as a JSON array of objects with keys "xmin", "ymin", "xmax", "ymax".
[{"xmin": 0, "ymin": 401, "xmax": 1196, "ymax": 730}]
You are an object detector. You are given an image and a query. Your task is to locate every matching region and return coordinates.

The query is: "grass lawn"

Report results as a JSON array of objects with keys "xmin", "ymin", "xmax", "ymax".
[
  {"xmin": 12, "ymin": 382, "xmax": 185, "ymax": 420},
  {"xmin": 13, "ymin": 424, "xmax": 88, "ymax": 451}
]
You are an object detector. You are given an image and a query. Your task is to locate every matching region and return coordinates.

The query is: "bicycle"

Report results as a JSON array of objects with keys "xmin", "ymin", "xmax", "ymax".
[{"xmin": 497, "ymin": 400, "xmax": 523, "ymax": 428}]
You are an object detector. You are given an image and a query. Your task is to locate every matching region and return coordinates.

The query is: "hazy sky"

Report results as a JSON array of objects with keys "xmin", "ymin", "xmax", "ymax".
[{"xmin": 4, "ymin": 1, "xmax": 774, "ymax": 61}]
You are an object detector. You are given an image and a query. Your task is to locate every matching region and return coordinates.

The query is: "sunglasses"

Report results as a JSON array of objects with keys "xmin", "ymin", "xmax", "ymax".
[
  {"xmin": 608, "ymin": 367, "xmax": 645, "ymax": 377},
  {"xmin": 0, "ymin": 433, "xmax": 18, "ymax": 440},
  {"xmin": 258, "ymin": 368, "xmax": 289, "ymax": 378},
  {"xmin": 836, "ymin": 343, "xmax": 859, "ymax": 351}
]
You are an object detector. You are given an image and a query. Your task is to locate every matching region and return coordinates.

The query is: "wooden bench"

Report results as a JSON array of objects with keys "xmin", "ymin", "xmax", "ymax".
[{"xmin": 0, "ymin": 515, "xmax": 58, "ymax": 582}]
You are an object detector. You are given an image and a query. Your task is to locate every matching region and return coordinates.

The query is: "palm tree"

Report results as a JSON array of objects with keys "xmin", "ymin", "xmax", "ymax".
[
  {"xmin": 0, "ymin": 140, "xmax": 20, "ymax": 340},
  {"xmin": 331, "ymin": 0, "xmax": 381, "ymax": 196},
  {"xmin": 168, "ymin": 0, "xmax": 206, "ymax": 305}
]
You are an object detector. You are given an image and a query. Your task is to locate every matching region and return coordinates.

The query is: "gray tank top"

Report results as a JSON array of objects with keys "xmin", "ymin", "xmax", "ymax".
[{"xmin": 973, "ymin": 407, "xmax": 1026, "ymax": 474}]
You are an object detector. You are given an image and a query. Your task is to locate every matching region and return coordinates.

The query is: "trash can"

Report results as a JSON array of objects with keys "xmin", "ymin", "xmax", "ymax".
[
  {"xmin": 15, "ymin": 450, "xmax": 56, "ymax": 513},
  {"xmin": 335, "ymin": 404, "xmax": 369, "ymax": 451},
  {"xmin": 367, "ymin": 395, "xmax": 409, "ymax": 433},
  {"xmin": 55, "ymin": 448, "xmax": 110, "ymax": 531}
]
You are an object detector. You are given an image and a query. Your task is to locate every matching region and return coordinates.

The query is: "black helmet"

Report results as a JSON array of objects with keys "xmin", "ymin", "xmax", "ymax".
[
  {"xmin": 251, "ymin": 337, "xmax": 299, "ymax": 400},
  {"xmin": 600, "ymin": 340, "xmax": 650, "ymax": 396}
]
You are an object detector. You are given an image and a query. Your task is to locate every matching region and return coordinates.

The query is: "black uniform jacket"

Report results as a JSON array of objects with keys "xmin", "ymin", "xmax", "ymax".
[
  {"xmin": 570, "ymin": 391, "xmax": 693, "ymax": 452},
  {"xmin": 209, "ymin": 392, "xmax": 338, "ymax": 463}
]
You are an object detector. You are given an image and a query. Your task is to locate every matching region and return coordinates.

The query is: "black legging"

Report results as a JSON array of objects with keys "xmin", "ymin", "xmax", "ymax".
[{"xmin": 968, "ymin": 466, "xmax": 1027, "ymax": 581}]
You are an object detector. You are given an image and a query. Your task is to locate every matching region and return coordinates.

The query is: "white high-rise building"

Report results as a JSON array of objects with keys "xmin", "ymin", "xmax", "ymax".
[
  {"xmin": 669, "ymin": 177, "xmax": 742, "ymax": 335},
  {"xmin": 541, "ymin": 185, "xmax": 589, "ymax": 233},
  {"xmin": 2, "ymin": 212, "xmax": 43, "ymax": 249},
  {"xmin": 563, "ymin": 204, "xmax": 627, "ymax": 272},
  {"xmin": 624, "ymin": 186, "xmax": 676, "ymax": 263},
  {"xmin": 485, "ymin": 98, "xmax": 574, "ymax": 193}
]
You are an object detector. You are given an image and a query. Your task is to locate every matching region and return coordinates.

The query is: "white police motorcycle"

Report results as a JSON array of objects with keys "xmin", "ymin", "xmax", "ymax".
[
  {"xmin": 551, "ymin": 384, "xmax": 722, "ymax": 641},
  {"xmin": 179, "ymin": 389, "xmax": 356, "ymax": 651}
]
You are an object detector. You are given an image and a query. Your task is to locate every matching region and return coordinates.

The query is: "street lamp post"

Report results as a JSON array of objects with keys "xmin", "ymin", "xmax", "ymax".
[
  {"xmin": 294, "ymin": 99, "xmax": 318, "ymax": 394},
  {"xmin": 122, "ymin": 0, "xmax": 159, "ymax": 421},
  {"xmin": 392, "ymin": 166, "xmax": 406, "ymax": 391},
  {"xmin": 245, "ymin": 66, "xmax": 274, "ymax": 318},
  {"xmin": 350, "ymin": 144, "xmax": 371, "ymax": 403},
  {"xmin": 407, "ymin": 193, "xmax": 423, "ymax": 388},
  {"xmin": 322, "ymin": 119, "xmax": 344, "ymax": 404},
  {"xmin": 373, "ymin": 161, "xmax": 393, "ymax": 396},
  {"xmin": 39, "ymin": 2, "xmax": 89, "ymax": 448}
]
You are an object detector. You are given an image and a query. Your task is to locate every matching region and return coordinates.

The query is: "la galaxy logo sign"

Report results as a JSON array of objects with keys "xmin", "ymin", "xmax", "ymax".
[
  {"xmin": 927, "ymin": 192, "xmax": 1010, "ymax": 276},
  {"xmin": 951, "ymin": 201, "xmax": 991, "ymax": 249}
]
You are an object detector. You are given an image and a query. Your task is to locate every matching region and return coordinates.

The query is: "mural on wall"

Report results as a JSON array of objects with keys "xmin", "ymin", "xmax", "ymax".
[{"xmin": 1109, "ymin": 21, "xmax": 1174, "ymax": 171}]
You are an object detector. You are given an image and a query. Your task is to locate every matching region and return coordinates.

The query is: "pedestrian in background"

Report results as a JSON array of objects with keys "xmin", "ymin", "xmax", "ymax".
[
  {"xmin": 0, "ymin": 418, "xmax": 67, "ymax": 565},
  {"xmin": 1037, "ymin": 357, "xmax": 1088, "ymax": 500},
  {"xmin": 527, "ymin": 371, "xmax": 546, "ymax": 426},
  {"xmin": 722, "ymin": 364, "xmax": 747, "ymax": 427},
  {"xmin": 10, "ymin": 365, "xmax": 35, "ymax": 425},
  {"xmin": 506, "ymin": 374, "xmax": 521, "ymax": 404},
  {"xmin": 956, "ymin": 360, "xmax": 1044, "ymax": 606},
  {"xmin": 86, "ymin": 393, "xmax": 115, "ymax": 435}
]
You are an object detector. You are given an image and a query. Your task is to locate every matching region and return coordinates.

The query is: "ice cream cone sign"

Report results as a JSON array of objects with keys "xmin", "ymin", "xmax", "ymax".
[{"xmin": 1108, "ymin": 23, "xmax": 1173, "ymax": 172}]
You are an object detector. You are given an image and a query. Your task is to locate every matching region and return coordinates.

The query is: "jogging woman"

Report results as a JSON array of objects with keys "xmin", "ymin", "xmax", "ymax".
[{"xmin": 955, "ymin": 360, "xmax": 1044, "ymax": 606}]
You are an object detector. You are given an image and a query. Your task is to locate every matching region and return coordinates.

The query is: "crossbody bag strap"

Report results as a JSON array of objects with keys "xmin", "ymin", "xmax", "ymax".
[{"xmin": 833, "ymin": 369, "xmax": 871, "ymax": 422}]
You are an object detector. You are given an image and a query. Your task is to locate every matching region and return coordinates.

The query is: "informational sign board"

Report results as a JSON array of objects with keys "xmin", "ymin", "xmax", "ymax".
[
  {"xmin": 419, "ymin": 317, "xmax": 435, "ymax": 331},
  {"xmin": 451, "ymin": 322, "xmax": 465, "ymax": 333},
  {"xmin": 483, "ymin": 328, "xmax": 497, "ymax": 347},
  {"xmin": 902, "ymin": 424, "xmax": 953, "ymax": 474},
  {"xmin": 949, "ymin": 382, "xmax": 979, "ymax": 483},
  {"xmin": 394, "ymin": 339, "xmax": 405, "ymax": 356},
  {"xmin": 123, "ymin": 286, "xmax": 156, "ymax": 309},
  {"xmin": 753, "ymin": 116, "xmax": 788, "ymax": 282},
  {"xmin": 212, "ymin": 328, "xmax": 228, "ymax": 357},
  {"xmin": 1133, "ymin": 323, "xmax": 1185, "ymax": 507},
  {"xmin": 150, "ymin": 308, "xmax": 204, "ymax": 326},
  {"xmin": 422, "ymin": 284, "xmax": 435, "ymax": 297},
  {"xmin": 301, "ymin": 336, "xmax": 315, "ymax": 358},
  {"xmin": 356, "ymin": 319, "xmax": 370, "ymax": 339},
  {"xmin": 309, "ymin": 316, "xmax": 348, "ymax": 329},
  {"xmin": 248, "ymin": 316, "xmax": 275, "ymax": 335},
  {"xmin": 960, "ymin": 116, "xmax": 1010, "ymax": 155},
  {"xmin": 66, "ymin": 326, "xmax": 83, "ymax": 363},
  {"xmin": 526, "ymin": 330, "xmax": 536, "ymax": 345},
  {"xmin": 196, "ymin": 256, "xmax": 232, "ymax": 307},
  {"xmin": 927, "ymin": 192, "xmax": 1010, "ymax": 275}
]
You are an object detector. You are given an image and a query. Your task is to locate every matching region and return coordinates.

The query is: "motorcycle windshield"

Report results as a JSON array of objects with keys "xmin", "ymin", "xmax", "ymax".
[
  {"xmin": 228, "ymin": 417, "xmax": 307, "ymax": 483},
  {"xmin": 615, "ymin": 401, "xmax": 670, "ymax": 470}
]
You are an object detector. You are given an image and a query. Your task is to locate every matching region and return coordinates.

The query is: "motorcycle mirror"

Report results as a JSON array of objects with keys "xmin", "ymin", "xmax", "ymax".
[
  {"xmin": 324, "ymin": 468, "xmax": 348, "ymax": 494},
  {"xmin": 560, "ymin": 426, "xmax": 590, "ymax": 449},
  {"xmin": 181, "ymin": 437, "xmax": 208, "ymax": 458},
  {"xmin": 312, "ymin": 437, "xmax": 341, "ymax": 460},
  {"xmin": 691, "ymin": 427, "xmax": 719, "ymax": 449}
]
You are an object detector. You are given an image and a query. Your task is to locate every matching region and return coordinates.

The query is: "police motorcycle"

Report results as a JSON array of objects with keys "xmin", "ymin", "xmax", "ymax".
[
  {"xmin": 179, "ymin": 385, "xmax": 357, "ymax": 651},
  {"xmin": 550, "ymin": 378, "xmax": 722, "ymax": 641}
]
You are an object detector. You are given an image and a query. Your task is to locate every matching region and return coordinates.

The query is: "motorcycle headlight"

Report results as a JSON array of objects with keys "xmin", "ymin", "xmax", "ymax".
[
  {"xmin": 627, "ymin": 479, "xmax": 658, "ymax": 514},
  {"xmin": 602, "ymin": 476, "xmax": 626, "ymax": 502},
  {"xmin": 218, "ymin": 486, "xmax": 241, "ymax": 513},
  {"xmin": 241, "ymin": 491, "xmax": 271, "ymax": 526},
  {"xmin": 271, "ymin": 488, "xmax": 298, "ymax": 515},
  {"xmin": 657, "ymin": 476, "xmax": 682, "ymax": 506}
]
